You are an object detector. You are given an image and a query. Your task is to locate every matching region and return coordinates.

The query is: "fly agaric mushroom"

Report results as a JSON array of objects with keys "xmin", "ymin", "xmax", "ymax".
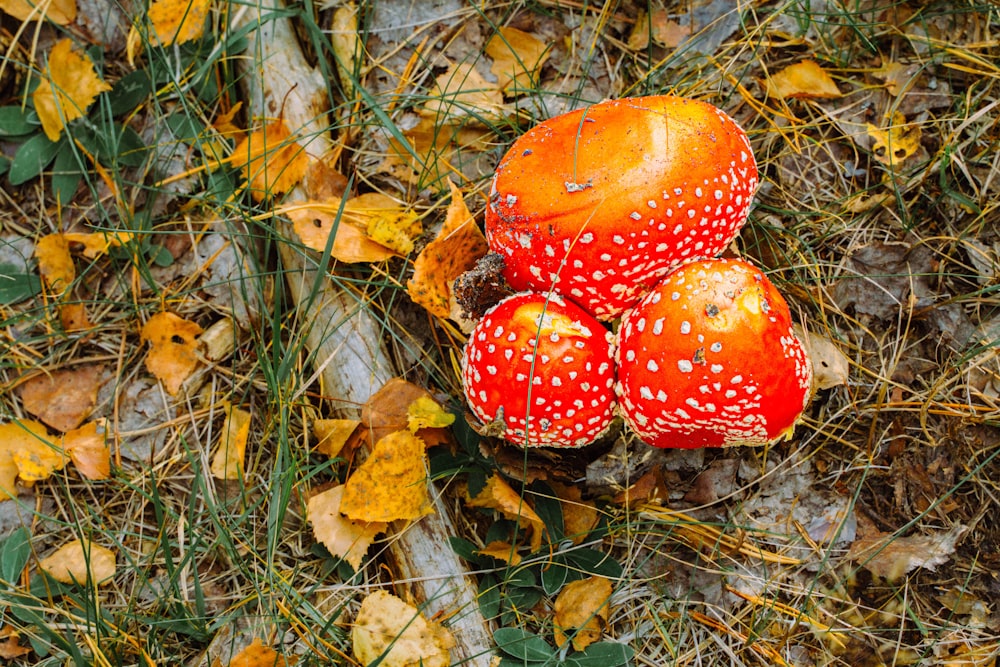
[
  {"xmin": 615, "ymin": 258, "xmax": 811, "ymax": 448},
  {"xmin": 486, "ymin": 95, "xmax": 758, "ymax": 321},
  {"xmin": 461, "ymin": 292, "xmax": 616, "ymax": 447}
]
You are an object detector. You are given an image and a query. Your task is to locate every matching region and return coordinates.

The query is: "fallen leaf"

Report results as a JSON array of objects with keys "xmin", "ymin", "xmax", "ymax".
[
  {"xmin": 550, "ymin": 481, "xmax": 599, "ymax": 544},
  {"xmin": 288, "ymin": 203, "xmax": 396, "ymax": 263},
  {"xmin": 62, "ymin": 230, "xmax": 132, "ymax": 258},
  {"xmin": 467, "ymin": 474, "xmax": 545, "ymax": 552},
  {"xmin": 38, "ymin": 539, "xmax": 116, "ymax": 586},
  {"xmin": 355, "ymin": 378, "xmax": 452, "ymax": 449},
  {"xmin": 849, "ymin": 525, "xmax": 966, "ymax": 581},
  {"xmin": 35, "ymin": 233, "xmax": 75, "ymax": 295},
  {"xmin": 866, "ymin": 111, "xmax": 921, "ymax": 166},
  {"xmin": 224, "ymin": 637, "xmax": 297, "ymax": 667},
  {"xmin": 476, "ymin": 540, "xmax": 521, "ymax": 565},
  {"xmin": 230, "ymin": 120, "xmax": 309, "ymax": 201},
  {"xmin": 0, "ymin": 0, "xmax": 75, "ymax": 24},
  {"xmin": 147, "ymin": 0, "xmax": 211, "ymax": 46},
  {"xmin": 378, "ymin": 116, "xmax": 494, "ymax": 186},
  {"xmin": 312, "ymin": 418, "xmax": 360, "ymax": 458},
  {"xmin": 59, "ymin": 303, "xmax": 91, "ymax": 332},
  {"xmin": 794, "ymin": 324, "xmax": 850, "ymax": 390},
  {"xmin": 407, "ymin": 180, "xmax": 489, "ymax": 319},
  {"xmin": 767, "ymin": 60, "xmax": 841, "ymax": 100},
  {"xmin": 365, "ymin": 208, "xmax": 422, "ymax": 256},
  {"xmin": 553, "ymin": 576, "xmax": 613, "ymax": 651},
  {"xmin": 874, "ymin": 61, "xmax": 913, "ymax": 97},
  {"xmin": 340, "ymin": 430, "xmax": 432, "ymax": 523},
  {"xmin": 61, "ymin": 419, "xmax": 111, "ymax": 480},
  {"xmin": 422, "ymin": 62, "xmax": 504, "ymax": 119},
  {"xmin": 287, "ymin": 193, "xmax": 416, "ymax": 261},
  {"xmin": 33, "ymin": 39, "xmax": 111, "ymax": 142},
  {"xmin": 485, "ymin": 27, "xmax": 550, "ymax": 92},
  {"xmin": 406, "ymin": 396, "xmax": 454, "ymax": 433},
  {"xmin": 140, "ymin": 312, "xmax": 204, "ymax": 395},
  {"xmin": 628, "ymin": 8, "xmax": 690, "ymax": 50},
  {"xmin": 307, "ymin": 485, "xmax": 385, "ymax": 571},
  {"xmin": 302, "ymin": 156, "xmax": 349, "ymax": 201},
  {"xmin": 0, "ymin": 420, "xmax": 66, "ymax": 493},
  {"xmin": 17, "ymin": 364, "xmax": 105, "ymax": 432},
  {"xmin": 0, "ymin": 626, "xmax": 32, "ymax": 659},
  {"xmin": 210, "ymin": 403, "xmax": 251, "ymax": 480},
  {"xmin": 212, "ymin": 101, "xmax": 243, "ymax": 138},
  {"xmin": 351, "ymin": 590, "xmax": 454, "ymax": 667},
  {"xmin": 330, "ymin": 3, "xmax": 361, "ymax": 98}
]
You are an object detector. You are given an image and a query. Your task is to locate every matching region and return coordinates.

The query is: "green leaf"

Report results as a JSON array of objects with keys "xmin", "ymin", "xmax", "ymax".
[
  {"xmin": 494, "ymin": 628, "xmax": 556, "ymax": 662},
  {"xmin": 448, "ymin": 536, "xmax": 483, "ymax": 564},
  {"xmin": 565, "ymin": 548, "xmax": 623, "ymax": 579},
  {"xmin": 9, "ymin": 134, "xmax": 61, "ymax": 185},
  {"xmin": 540, "ymin": 556, "xmax": 569, "ymax": 595},
  {"xmin": 566, "ymin": 642, "xmax": 635, "ymax": 667},
  {"xmin": 531, "ymin": 482, "xmax": 564, "ymax": 543},
  {"xmin": 478, "ymin": 574, "xmax": 501, "ymax": 619},
  {"xmin": 0, "ymin": 526, "xmax": 31, "ymax": 584},
  {"xmin": 51, "ymin": 147, "xmax": 84, "ymax": 206},
  {"xmin": 0, "ymin": 107, "xmax": 39, "ymax": 137},
  {"xmin": 0, "ymin": 266, "xmax": 42, "ymax": 305},
  {"xmin": 115, "ymin": 125, "xmax": 148, "ymax": 167},
  {"xmin": 107, "ymin": 70, "xmax": 152, "ymax": 116}
]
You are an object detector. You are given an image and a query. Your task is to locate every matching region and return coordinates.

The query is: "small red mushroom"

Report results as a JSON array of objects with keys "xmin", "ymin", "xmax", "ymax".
[
  {"xmin": 615, "ymin": 258, "xmax": 811, "ymax": 448},
  {"xmin": 486, "ymin": 95, "xmax": 758, "ymax": 321},
  {"xmin": 461, "ymin": 292, "xmax": 616, "ymax": 447}
]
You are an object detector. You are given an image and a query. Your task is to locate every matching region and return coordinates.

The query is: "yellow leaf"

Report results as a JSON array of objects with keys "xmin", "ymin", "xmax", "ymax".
[
  {"xmin": 147, "ymin": 0, "xmax": 211, "ymax": 46},
  {"xmin": 225, "ymin": 637, "xmax": 297, "ymax": 667},
  {"xmin": 210, "ymin": 403, "xmax": 251, "ymax": 480},
  {"xmin": 211, "ymin": 101, "xmax": 243, "ymax": 138},
  {"xmin": 364, "ymin": 206, "xmax": 421, "ymax": 256},
  {"xmin": 312, "ymin": 418, "xmax": 360, "ymax": 458},
  {"xmin": 62, "ymin": 230, "xmax": 132, "ymax": 259},
  {"xmin": 330, "ymin": 3, "xmax": 360, "ymax": 98},
  {"xmin": 307, "ymin": 485, "xmax": 385, "ymax": 571},
  {"xmin": 38, "ymin": 539, "xmax": 116, "ymax": 586},
  {"xmin": 377, "ymin": 116, "xmax": 494, "ymax": 186},
  {"xmin": 553, "ymin": 576, "xmax": 613, "ymax": 651},
  {"xmin": 766, "ymin": 60, "xmax": 841, "ymax": 100},
  {"xmin": 140, "ymin": 312, "xmax": 204, "ymax": 395},
  {"xmin": 866, "ymin": 111, "xmax": 921, "ymax": 167},
  {"xmin": 34, "ymin": 233, "xmax": 75, "ymax": 295},
  {"xmin": 485, "ymin": 27, "xmax": 550, "ymax": 92},
  {"xmin": 407, "ymin": 180, "xmax": 489, "ymax": 319},
  {"xmin": 230, "ymin": 120, "xmax": 309, "ymax": 201},
  {"xmin": 62, "ymin": 420, "xmax": 111, "ymax": 480},
  {"xmin": 17, "ymin": 364, "xmax": 105, "ymax": 433},
  {"xmin": 340, "ymin": 431, "xmax": 432, "ymax": 523},
  {"xmin": 33, "ymin": 39, "xmax": 111, "ymax": 142},
  {"xmin": 406, "ymin": 396, "xmax": 454, "ymax": 433},
  {"xmin": 476, "ymin": 541, "xmax": 521, "ymax": 565},
  {"xmin": 287, "ymin": 194, "xmax": 416, "ymax": 262},
  {"xmin": 0, "ymin": 420, "xmax": 65, "ymax": 496},
  {"xmin": 0, "ymin": 0, "xmax": 75, "ymax": 24},
  {"xmin": 422, "ymin": 62, "xmax": 504, "ymax": 119},
  {"xmin": 352, "ymin": 590, "xmax": 454, "ymax": 667},
  {"xmin": 550, "ymin": 481, "xmax": 599, "ymax": 545},
  {"xmin": 467, "ymin": 474, "xmax": 545, "ymax": 552}
]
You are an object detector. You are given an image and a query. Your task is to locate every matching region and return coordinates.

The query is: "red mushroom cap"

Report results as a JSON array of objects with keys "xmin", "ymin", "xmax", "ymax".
[
  {"xmin": 461, "ymin": 292, "xmax": 616, "ymax": 447},
  {"xmin": 486, "ymin": 95, "xmax": 758, "ymax": 321},
  {"xmin": 615, "ymin": 258, "xmax": 811, "ymax": 448}
]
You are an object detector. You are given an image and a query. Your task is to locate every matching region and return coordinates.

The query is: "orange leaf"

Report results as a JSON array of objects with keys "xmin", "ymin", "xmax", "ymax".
[
  {"xmin": 35, "ymin": 233, "xmax": 75, "ymax": 295},
  {"xmin": 140, "ymin": 312, "xmax": 204, "ymax": 395},
  {"xmin": 62, "ymin": 230, "xmax": 132, "ymax": 258},
  {"xmin": 0, "ymin": 0, "xmax": 75, "ymax": 24},
  {"xmin": 553, "ymin": 576, "xmax": 613, "ymax": 650},
  {"xmin": 147, "ymin": 0, "xmax": 211, "ymax": 46},
  {"xmin": 17, "ymin": 364, "xmax": 105, "ymax": 433},
  {"xmin": 0, "ymin": 627, "xmax": 32, "ymax": 659},
  {"xmin": 230, "ymin": 120, "xmax": 309, "ymax": 201},
  {"xmin": 287, "ymin": 194, "xmax": 417, "ymax": 263},
  {"xmin": 62, "ymin": 420, "xmax": 111, "ymax": 480},
  {"xmin": 312, "ymin": 418, "xmax": 360, "ymax": 458},
  {"xmin": 550, "ymin": 481, "xmax": 599, "ymax": 545},
  {"xmin": 358, "ymin": 378, "xmax": 452, "ymax": 449},
  {"xmin": 0, "ymin": 419, "xmax": 65, "ymax": 496},
  {"xmin": 766, "ymin": 60, "xmax": 841, "ymax": 100},
  {"xmin": 485, "ymin": 27, "xmax": 550, "ymax": 92},
  {"xmin": 210, "ymin": 403, "xmax": 251, "ymax": 480},
  {"xmin": 627, "ymin": 8, "xmax": 690, "ymax": 50},
  {"xmin": 307, "ymin": 485, "xmax": 385, "ymax": 571},
  {"xmin": 33, "ymin": 39, "xmax": 111, "ymax": 142},
  {"xmin": 59, "ymin": 303, "xmax": 92, "ymax": 332},
  {"xmin": 340, "ymin": 431, "xmax": 432, "ymax": 523},
  {"xmin": 38, "ymin": 539, "xmax": 116, "ymax": 586},
  {"xmin": 467, "ymin": 474, "xmax": 544, "ymax": 552},
  {"xmin": 225, "ymin": 637, "xmax": 297, "ymax": 667},
  {"xmin": 407, "ymin": 180, "xmax": 488, "ymax": 319},
  {"xmin": 476, "ymin": 541, "xmax": 521, "ymax": 565}
]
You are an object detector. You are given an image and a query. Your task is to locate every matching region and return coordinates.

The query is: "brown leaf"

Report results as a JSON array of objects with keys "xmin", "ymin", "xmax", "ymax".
[
  {"xmin": 476, "ymin": 541, "xmax": 521, "ymax": 565},
  {"xmin": 767, "ymin": 60, "xmax": 841, "ymax": 100},
  {"xmin": 33, "ymin": 39, "xmax": 111, "ymax": 141},
  {"xmin": 485, "ymin": 27, "xmax": 550, "ymax": 92},
  {"xmin": 406, "ymin": 396, "xmax": 454, "ymax": 432},
  {"xmin": 287, "ymin": 193, "xmax": 418, "ymax": 262},
  {"xmin": 550, "ymin": 482, "xmax": 598, "ymax": 544},
  {"xmin": 230, "ymin": 120, "xmax": 309, "ymax": 201},
  {"xmin": 61, "ymin": 419, "xmax": 111, "ymax": 480},
  {"xmin": 467, "ymin": 474, "xmax": 545, "ymax": 552},
  {"xmin": 377, "ymin": 116, "xmax": 494, "ymax": 186},
  {"xmin": 225, "ymin": 637, "xmax": 297, "ymax": 667},
  {"xmin": 356, "ymin": 378, "xmax": 452, "ymax": 450},
  {"xmin": 18, "ymin": 364, "xmax": 105, "ymax": 432},
  {"xmin": 849, "ymin": 525, "xmax": 965, "ymax": 581},
  {"xmin": 38, "ymin": 539, "xmax": 116, "ymax": 586},
  {"xmin": 0, "ymin": 627, "xmax": 32, "ymax": 659},
  {"xmin": 352, "ymin": 590, "xmax": 454, "ymax": 667},
  {"xmin": 628, "ymin": 9, "xmax": 690, "ymax": 49},
  {"xmin": 340, "ymin": 431, "xmax": 432, "ymax": 523},
  {"xmin": 553, "ymin": 576, "xmax": 612, "ymax": 651},
  {"xmin": 794, "ymin": 324, "xmax": 850, "ymax": 390},
  {"xmin": 307, "ymin": 485, "xmax": 385, "ymax": 571},
  {"xmin": 140, "ymin": 312, "xmax": 204, "ymax": 395},
  {"xmin": 407, "ymin": 180, "xmax": 489, "ymax": 319}
]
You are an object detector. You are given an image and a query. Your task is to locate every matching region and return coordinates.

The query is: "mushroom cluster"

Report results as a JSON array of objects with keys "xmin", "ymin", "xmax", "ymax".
[{"xmin": 461, "ymin": 95, "xmax": 812, "ymax": 449}]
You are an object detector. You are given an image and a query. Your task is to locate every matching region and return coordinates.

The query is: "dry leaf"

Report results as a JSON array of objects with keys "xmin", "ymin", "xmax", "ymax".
[
  {"xmin": 485, "ymin": 27, "xmax": 550, "ymax": 92},
  {"xmin": 210, "ymin": 403, "xmax": 251, "ymax": 480},
  {"xmin": 866, "ymin": 111, "xmax": 921, "ymax": 166},
  {"xmin": 330, "ymin": 3, "xmax": 361, "ymax": 98},
  {"xmin": 212, "ymin": 101, "xmax": 243, "ymax": 138},
  {"xmin": 352, "ymin": 590, "xmax": 454, "ymax": 667},
  {"xmin": 312, "ymin": 418, "xmax": 360, "ymax": 458},
  {"xmin": 307, "ymin": 485, "xmax": 385, "ymax": 571},
  {"xmin": 467, "ymin": 474, "xmax": 545, "ymax": 552},
  {"xmin": 794, "ymin": 324, "xmax": 850, "ymax": 390},
  {"xmin": 378, "ymin": 116, "xmax": 494, "ymax": 186},
  {"xmin": 0, "ymin": 0, "xmax": 75, "ymax": 25},
  {"xmin": 224, "ymin": 637, "xmax": 297, "ymax": 667},
  {"xmin": 476, "ymin": 541, "xmax": 521, "ymax": 565},
  {"xmin": 62, "ymin": 230, "xmax": 132, "ymax": 258},
  {"xmin": 35, "ymin": 233, "xmax": 75, "ymax": 295},
  {"xmin": 767, "ymin": 60, "xmax": 841, "ymax": 100},
  {"xmin": 406, "ymin": 396, "xmax": 454, "ymax": 433},
  {"xmin": 875, "ymin": 61, "xmax": 912, "ymax": 97},
  {"xmin": 550, "ymin": 481, "xmax": 599, "ymax": 544},
  {"xmin": 849, "ymin": 525, "xmax": 966, "ymax": 581},
  {"xmin": 230, "ymin": 120, "xmax": 309, "ymax": 201},
  {"xmin": 17, "ymin": 364, "xmax": 105, "ymax": 432},
  {"xmin": 140, "ymin": 312, "xmax": 204, "ymax": 395},
  {"xmin": 59, "ymin": 303, "xmax": 91, "ymax": 332},
  {"xmin": 38, "ymin": 539, "xmax": 116, "ymax": 586},
  {"xmin": 422, "ymin": 62, "xmax": 504, "ymax": 119},
  {"xmin": 407, "ymin": 180, "xmax": 489, "ymax": 319},
  {"xmin": 628, "ymin": 8, "xmax": 690, "ymax": 50},
  {"xmin": 355, "ymin": 378, "xmax": 452, "ymax": 449},
  {"xmin": 302, "ymin": 156, "xmax": 348, "ymax": 201},
  {"xmin": 61, "ymin": 420, "xmax": 110, "ymax": 480},
  {"xmin": 147, "ymin": 0, "xmax": 211, "ymax": 46},
  {"xmin": 33, "ymin": 39, "xmax": 111, "ymax": 142},
  {"xmin": 553, "ymin": 576, "xmax": 613, "ymax": 651},
  {"xmin": 0, "ymin": 420, "xmax": 62, "ymax": 498},
  {"xmin": 0, "ymin": 627, "xmax": 32, "ymax": 659},
  {"xmin": 288, "ymin": 204, "xmax": 396, "ymax": 263},
  {"xmin": 340, "ymin": 430, "xmax": 432, "ymax": 523}
]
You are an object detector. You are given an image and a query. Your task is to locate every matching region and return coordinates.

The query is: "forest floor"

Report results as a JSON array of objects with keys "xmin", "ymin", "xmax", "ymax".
[{"xmin": 0, "ymin": 0, "xmax": 999, "ymax": 665}]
